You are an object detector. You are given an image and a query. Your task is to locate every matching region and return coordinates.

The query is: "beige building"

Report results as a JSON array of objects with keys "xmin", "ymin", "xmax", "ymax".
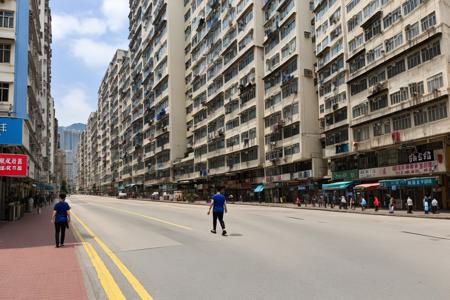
[{"xmin": 315, "ymin": 0, "xmax": 450, "ymax": 209}]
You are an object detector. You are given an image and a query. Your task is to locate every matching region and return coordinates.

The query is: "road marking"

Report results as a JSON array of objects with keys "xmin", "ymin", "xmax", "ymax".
[
  {"xmin": 401, "ymin": 231, "xmax": 450, "ymax": 241},
  {"xmin": 72, "ymin": 224, "xmax": 126, "ymax": 300},
  {"xmin": 87, "ymin": 203, "xmax": 193, "ymax": 231},
  {"xmin": 72, "ymin": 212, "xmax": 154, "ymax": 300}
]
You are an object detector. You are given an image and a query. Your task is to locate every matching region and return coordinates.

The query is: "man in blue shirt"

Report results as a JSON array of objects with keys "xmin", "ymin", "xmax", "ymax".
[
  {"xmin": 51, "ymin": 193, "xmax": 71, "ymax": 248},
  {"xmin": 207, "ymin": 187, "xmax": 228, "ymax": 236}
]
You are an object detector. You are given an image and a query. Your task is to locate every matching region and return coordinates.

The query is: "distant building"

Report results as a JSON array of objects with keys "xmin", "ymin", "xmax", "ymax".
[{"xmin": 58, "ymin": 124, "xmax": 85, "ymax": 190}]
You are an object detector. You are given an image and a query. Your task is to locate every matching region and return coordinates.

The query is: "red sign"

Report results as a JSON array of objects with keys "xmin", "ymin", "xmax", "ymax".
[{"xmin": 0, "ymin": 154, "xmax": 28, "ymax": 177}]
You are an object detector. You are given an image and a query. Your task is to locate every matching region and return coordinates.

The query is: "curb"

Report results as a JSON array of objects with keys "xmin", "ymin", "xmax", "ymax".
[{"xmin": 87, "ymin": 195, "xmax": 450, "ymax": 220}]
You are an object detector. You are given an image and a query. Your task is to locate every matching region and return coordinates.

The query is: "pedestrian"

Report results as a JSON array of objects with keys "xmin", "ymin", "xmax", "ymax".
[
  {"xmin": 431, "ymin": 198, "xmax": 438, "ymax": 214},
  {"xmin": 51, "ymin": 193, "xmax": 71, "ymax": 248},
  {"xmin": 340, "ymin": 195, "xmax": 346, "ymax": 210},
  {"xmin": 424, "ymin": 200, "xmax": 429, "ymax": 214},
  {"xmin": 36, "ymin": 194, "xmax": 43, "ymax": 214},
  {"xmin": 360, "ymin": 196, "xmax": 367, "ymax": 211},
  {"xmin": 373, "ymin": 196, "xmax": 380, "ymax": 212},
  {"xmin": 389, "ymin": 197, "xmax": 395, "ymax": 214},
  {"xmin": 423, "ymin": 195, "xmax": 429, "ymax": 209},
  {"xmin": 350, "ymin": 197, "xmax": 355, "ymax": 210},
  {"xmin": 296, "ymin": 195, "xmax": 301, "ymax": 207},
  {"xmin": 207, "ymin": 187, "xmax": 228, "ymax": 236},
  {"xmin": 228, "ymin": 194, "xmax": 234, "ymax": 203},
  {"xmin": 407, "ymin": 196, "xmax": 413, "ymax": 214}
]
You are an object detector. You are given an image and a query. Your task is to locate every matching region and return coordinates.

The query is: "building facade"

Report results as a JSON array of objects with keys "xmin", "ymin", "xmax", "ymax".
[
  {"xmin": 314, "ymin": 0, "xmax": 450, "ymax": 209},
  {"xmin": 0, "ymin": 0, "xmax": 56, "ymax": 219}
]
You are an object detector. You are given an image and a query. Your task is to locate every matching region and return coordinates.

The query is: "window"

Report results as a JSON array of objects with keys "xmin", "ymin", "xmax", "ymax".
[
  {"xmin": 364, "ymin": 18, "xmax": 382, "ymax": 41},
  {"xmin": 241, "ymin": 147, "xmax": 258, "ymax": 162},
  {"xmin": 240, "ymin": 106, "xmax": 256, "ymax": 123},
  {"xmin": 354, "ymin": 126, "xmax": 370, "ymax": 142},
  {"xmin": 407, "ymin": 51, "xmax": 421, "ymax": 69},
  {"xmin": 403, "ymin": 0, "xmax": 425, "ymax": 15},
  {"xmin": 283, "ymin": 122, "xmax": 300, "ymax": 139},
  {"xmin": 348, "ymin": 34, "xmax": 364, "ymax": 53},
  {"xmin": 427, "ymin": 73, "xmax": 443, "ymax": 93},
  {"xmin": 0, "ymin": 43, "xmax": 11, "ymax": 63},
  {"xmin": 352, "ymin": 102, "xmax": 368, "ymax": 118},
  {"xmin": 405, "ymin": 22, "xmax": 420, "ymax": 41},
  {"xmin": 0, "ymin": 82, "xmax": 9, "ymax": 102},
  {"xmin": 421, "ymin": 40, "xmax": 441, "ymax": 62},
  {"xmin": 383, "ymin": 7, "xmax": 402, "ymax": 29},
  {"xmin": 325, "ymin": 128, "xmax": 348, "ymax": 146},
  {"xmin": 369, "ymin": 94, "xmax": 388, "ymax": 111},
  {"xmin": 281, "ymin": 80, "xmax": 298, "ymax": 98},
  {"xmin": 428, "ymin": 101, "xmax": 447, "ymax": 122},
  {"xmin": 346, "ymin": 0, "xmax": 360, "ymax": 13},
  {"xmin": 387, "ymin": 59, "xmax": 406, "ymax": 78},
  {"xmin": 392, "ymin": 113, "xmax": 411, "ymax": 130},
  {"xmin": 421, "ymin": 12, "xmax": 436, "ymax": 31},
  {"xmin": 373, "ymin": 119, "xmax": 391, "ymax": 136},
  {"xmin": 0, "ymin": 11, "xmax": 14, "ymax": 28},
  {"xmin": 413, "ymin": 109, "xmax": 427, "ymax": 126},
  {"xmin": 409, "ymin": 81, "xmax": 424, "ymax": 97},
  {"xmin": 350, "ymin": 79, "xmax": 367, "ymax": 96},
  {"xmin": 280, "ymin": 17, "xmax": 295, "ymax": 40},
  {"xmin": 390, "ymin": 87, "xmax": 409, "ymax": 105},
  {"xmin": 385, "ymin": 32, "xmax": 403, "ymax": 53},
  {"xmin": 366, "ymin": 44, "xmax": 383, "ymax": 63},
  {"xmin": 284, "ymin": 143, "xmax": 300, "ymax": 156},
  {"xmin": 349, "ymin": 53, "xmax": 365, "ymax": 74}
]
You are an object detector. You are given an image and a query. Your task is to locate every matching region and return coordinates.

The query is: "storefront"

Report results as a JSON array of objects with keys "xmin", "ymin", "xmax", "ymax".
[{"xmin": 322, "ymin": 181, "xmax": 358, "ymax": 204}]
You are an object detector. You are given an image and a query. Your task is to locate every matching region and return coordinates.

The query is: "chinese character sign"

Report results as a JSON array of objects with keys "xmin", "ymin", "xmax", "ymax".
[{"xmin": 0, "ymin": 154, "xmax": 28, "ymax": 177}]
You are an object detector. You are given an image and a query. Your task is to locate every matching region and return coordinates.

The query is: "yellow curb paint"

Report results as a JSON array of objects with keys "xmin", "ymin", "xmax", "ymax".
[
  {"xmin": 72, "ymin": 212, "xmax": 154, "ymax": 300},
  {"xmin": 72, "ymin": 224, "xmax": 126, "ymax": 300}
]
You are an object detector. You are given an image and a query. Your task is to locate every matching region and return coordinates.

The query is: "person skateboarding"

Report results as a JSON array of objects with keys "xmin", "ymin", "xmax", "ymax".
[{"xmin": 207, "ymin": 187, "xmax": 228, "ymax": 236}]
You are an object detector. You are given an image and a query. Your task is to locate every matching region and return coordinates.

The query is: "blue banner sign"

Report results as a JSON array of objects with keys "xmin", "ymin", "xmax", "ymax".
[{"xmin": 0, "ymin": 118, "xmax": 23, "ymax": 145}]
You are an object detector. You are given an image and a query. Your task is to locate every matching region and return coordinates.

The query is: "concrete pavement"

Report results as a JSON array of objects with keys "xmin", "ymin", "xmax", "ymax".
[{"xmin": 69, "ymin": 195, "xmax": 450, "ymax": 300}]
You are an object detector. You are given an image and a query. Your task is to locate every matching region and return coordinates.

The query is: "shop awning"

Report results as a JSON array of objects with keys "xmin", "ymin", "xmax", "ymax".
[
  {"xmin": 322, "ymin": 181, "xmax": 354, "ymax": 190},
  {"xmin": 254, "ymin": 185, "xmax": 264, "ymax": 193},
  {"xmin": 380, "ymin": 177, "xmax": 438, "ymax": 188},
  {"xmin": 354, "ymin": 183, "xmax": 380, "ymax": 190}
]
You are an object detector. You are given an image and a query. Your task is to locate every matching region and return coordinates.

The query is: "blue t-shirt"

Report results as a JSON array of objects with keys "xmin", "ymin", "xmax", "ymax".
[
  {"xmin": 54, "ymin": 201, "xmax": 70, "ymax": 223},
  {"xmin": 212, "ymin": 194, "xmax": 225, "ymax": 213}
]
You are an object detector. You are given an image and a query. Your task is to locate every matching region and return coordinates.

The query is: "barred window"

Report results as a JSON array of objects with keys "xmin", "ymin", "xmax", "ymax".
[
  {"xmin": 428, "ymin": 101, "xmax": 447, "ymax": 122},
  {"xmin": 392, "ymin": 113, "xmax": 411, "ymax": 130}
]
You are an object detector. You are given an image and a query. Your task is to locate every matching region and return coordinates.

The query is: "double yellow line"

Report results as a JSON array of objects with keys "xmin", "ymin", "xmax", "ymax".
[{"xmin": 72, "ymin": 212, "xmax": 153, "ymax": 300}]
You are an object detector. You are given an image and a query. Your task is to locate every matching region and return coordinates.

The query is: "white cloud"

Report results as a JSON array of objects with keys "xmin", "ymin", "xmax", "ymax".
[
  {"xmin": 52, "ymin": 15, "xmax": 108, "ymax": 40},
  {"xmin": 101, "ymin": 0, "xmax": 129, "ymax": 32},
  {"xmin": 53, "ymin": 0, "xmax": 128, "ymax": 40},
  {"xmin": 55, "ymin": 88, "xmax": 94, "ymax": 126},
  {"xmin": 69, "ymin": 38, "xmax": 119, "ymax": 68}
]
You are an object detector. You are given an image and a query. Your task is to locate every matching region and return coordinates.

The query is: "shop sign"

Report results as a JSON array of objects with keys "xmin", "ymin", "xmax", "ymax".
[
  {"xmin": 380, "ymin": 177, "xmax": 438, "ymax": 188},
  {"xmin": 298, "ymin": 185, "xmax": 306, "ymax": 190},
  {"xmin": 265, "ymin": 173, "xmax": 291, "ymax": 183},
  {"xmin": 0, "ymin": 154, "xmax": 27, "ymax": 177},
  {"xmin": 408, "ymin": 151, "xmax": 433, "ymax": 163},
  {"xmin": 293, "ymin": 170, "xmax": 312, "ymax": 180},
  {"xmin": 0, "ymin": 118, "xmax": 23, "ymax": 145},
  {"xmin": 360, "ymin": 161, "xmax": 443, "ymax": 179},
  {"xmin": 332, "ymin": 169, "xmax": 359, "ymax": 180}
]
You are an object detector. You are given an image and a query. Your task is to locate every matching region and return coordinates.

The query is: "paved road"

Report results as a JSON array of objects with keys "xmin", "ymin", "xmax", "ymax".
[{"xmin": 70, "ymin": 195, "xmax": 450, "ymax": 300}]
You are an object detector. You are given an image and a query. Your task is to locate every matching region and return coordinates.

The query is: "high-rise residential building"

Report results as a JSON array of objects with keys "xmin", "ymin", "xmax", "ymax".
[
  {"xmin": 78, "ymin": 0, "xmax": 325, "ymax": 201},
  {"xmin": 0, "ymin": 0, "xmax": 56, "ymax": 219},
  {"xmin": 58, "ymin": 124, "xmax": 84, "ymax": 190},
  {"xmin": 314, "ymin": 0, "xmax": 450, "ymax": 209}
]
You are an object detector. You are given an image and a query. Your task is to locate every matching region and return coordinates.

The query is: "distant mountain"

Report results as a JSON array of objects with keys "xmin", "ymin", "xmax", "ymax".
[{"xmin": 59, "ymin": 123, "xmax": 86, "ymax": 132}]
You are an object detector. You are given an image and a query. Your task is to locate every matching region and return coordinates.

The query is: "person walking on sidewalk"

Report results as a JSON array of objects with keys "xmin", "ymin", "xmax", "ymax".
[
  {"xmin": 389, "ymin": 197, "xmax": 395, "ymax": 214},
  {"xmin": 407, "ymin": 196, "xmax": 414, "ymax": 214},
  {"xmin": 360, "ymin": 197, "xmax": 367, "ymax": 211},
  {"xmin": 431, "ymin": 198, "xmax": 438, "ymax": 214},
  {"xmin": 424, "ymin": 200, "xmax": 430, "ymax": 214},
  {"xmin": 296, "ymin": 195, "xmax": 301, "ymax": 207},
  {"xmin": 51, "ymin": 193, "xmax": 71, "ymax": 248},
  {"xmin": 373, "ymin": 196, "xmax": 380, "ymax": 212},
  {"xmin": 207, "ymin": 187, "xmax": 228, "ymax": 236}
]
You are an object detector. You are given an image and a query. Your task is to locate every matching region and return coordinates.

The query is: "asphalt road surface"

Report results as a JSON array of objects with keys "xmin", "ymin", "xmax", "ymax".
[{"xmin": 69, "ymin": 195, "xmax": 450, "ymax": 300}]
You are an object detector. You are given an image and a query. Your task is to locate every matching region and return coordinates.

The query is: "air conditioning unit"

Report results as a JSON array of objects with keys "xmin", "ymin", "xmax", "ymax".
[{"xmin": 304, "ymin": 69, "xmax": 313, "ymax": 77}]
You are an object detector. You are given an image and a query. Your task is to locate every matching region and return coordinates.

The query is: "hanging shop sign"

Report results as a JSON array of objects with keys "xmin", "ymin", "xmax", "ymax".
[
  {"xmin": 408, "ymin": 151, "xmax": 433, "ymax": 163},
  {"xmin": 0, "ymin": 154, "xmax": 28, "ymax": 177},
  {"xmin": 332, "ymin": 169, "xmax": 359, "ymax": 180},
  {"xmin": 360, "ymin": 150, "xmax": 445, "ymax": 179},
  {"xmin": 265, "ymin": 173, "xmax": 291, "ymax": 183},
  {"xmin": 292, "ymin": 170, "xmax": 312, "ymax": 180}
]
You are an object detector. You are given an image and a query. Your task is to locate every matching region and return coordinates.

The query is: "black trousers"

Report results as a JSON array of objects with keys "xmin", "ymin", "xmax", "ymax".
[
  {"xmin": 212, "ymin": 212, "xmax": 225, "ymax": 231},
  {"xmin": 55, "ymin": 222, "xmax": 67, "ymax": 246}
]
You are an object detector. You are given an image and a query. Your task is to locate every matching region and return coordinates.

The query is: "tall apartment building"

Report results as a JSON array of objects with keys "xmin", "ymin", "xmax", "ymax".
[
  {"xmin": 0, "ymin": 0, "xmax": 56, "ymax": 219},
  {"xmin": 314, "ymin": 0, "xmax": 450, "ymax": 209},
  {"xmin": 78, "ymin": 0, "xmax": 325, "ymax": 201}
]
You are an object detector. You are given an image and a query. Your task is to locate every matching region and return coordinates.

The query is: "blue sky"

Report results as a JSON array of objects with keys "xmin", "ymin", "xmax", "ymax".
[{"xmin": 50, "ymin": 0, "xmax": 129, "ymax": 126}]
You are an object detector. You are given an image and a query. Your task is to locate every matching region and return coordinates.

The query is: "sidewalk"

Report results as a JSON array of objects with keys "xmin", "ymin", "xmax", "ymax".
[
  {"xmin": 117, "ymin": 196, "xmax": 450, "ymax": 220},
  {"xmin": 0, "ymin": 206, "xmax": 87, "ymax": 300}
]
